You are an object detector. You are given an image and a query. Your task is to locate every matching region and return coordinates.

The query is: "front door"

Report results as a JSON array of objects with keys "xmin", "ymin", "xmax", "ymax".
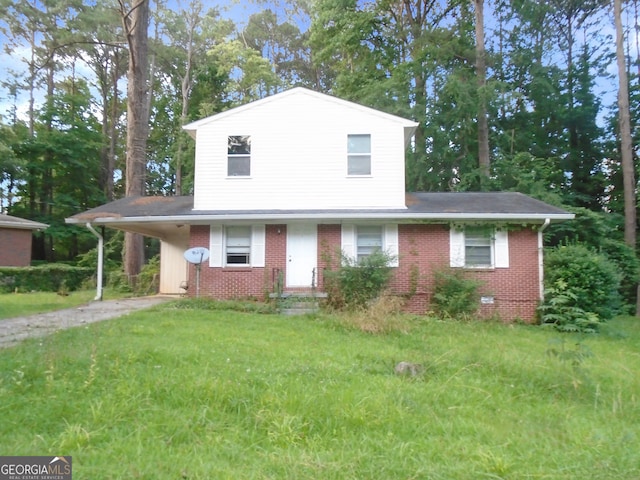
[{"xmin": 286, "ymin": 224, "xmax": 318, "ymax": 287}]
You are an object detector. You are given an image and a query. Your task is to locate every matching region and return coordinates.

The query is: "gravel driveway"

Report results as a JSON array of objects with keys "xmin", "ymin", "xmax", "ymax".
[{"xmin": 0, "ymin": 296, "xmax": 174, "ymax": 349}]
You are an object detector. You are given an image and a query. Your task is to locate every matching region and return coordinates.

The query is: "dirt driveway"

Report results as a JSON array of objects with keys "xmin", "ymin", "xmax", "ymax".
[{"xmin": 0, "ymin": 296, "xmax": 174, "ymax": 349}]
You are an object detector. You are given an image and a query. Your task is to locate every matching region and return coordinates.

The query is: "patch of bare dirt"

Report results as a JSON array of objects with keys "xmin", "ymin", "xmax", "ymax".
[{"xmin": 0, "ymin": 296, "xmax": 174, "ymax": 349}]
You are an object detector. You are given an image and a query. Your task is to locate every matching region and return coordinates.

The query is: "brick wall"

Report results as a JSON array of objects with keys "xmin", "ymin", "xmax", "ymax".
[
  {"xmin": 187, "ymin": 223, "xmax": 542, "ymax": 322},
  {"xmin": 0, "ymin": 228, "xmax": 34, "ymax": 267},
  {"xmin": 188, "ymin": 224, "xmax": 287, "ymax": 300}
]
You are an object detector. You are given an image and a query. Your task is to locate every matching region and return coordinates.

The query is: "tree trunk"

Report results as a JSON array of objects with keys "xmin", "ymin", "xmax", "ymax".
[
  {"xmin": 121, "ymin": 0, "xmax": 150, "ymax": 280},
  {"xmin": 474, "ymin": 0, "xmax": 490, "ymax": 180},
  {"xmin": 614, "ymin": 0, "xmax": 639, "ymax": 314}
]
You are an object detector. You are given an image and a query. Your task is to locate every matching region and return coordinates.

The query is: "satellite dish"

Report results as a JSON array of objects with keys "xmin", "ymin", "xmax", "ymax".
[{"xmin": 184, "ymin": 247, "xmax": 210, "ymax": 264}]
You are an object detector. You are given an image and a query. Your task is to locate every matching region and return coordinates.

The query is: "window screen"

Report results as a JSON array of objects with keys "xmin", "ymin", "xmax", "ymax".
[
  {"xmin": 228, "ymin": 135, "xmax": 251, "ymax": 176},
  {"xmin": 348, "ymin": 134, "xmax": 371, "ymax": 175},
  {"xmin": 226, "ymin": 226, "xmax": 251, "ymax": 265},
  {"xmin": 465, "ymin": 228, "xmax": 492, "ymax": 267}
]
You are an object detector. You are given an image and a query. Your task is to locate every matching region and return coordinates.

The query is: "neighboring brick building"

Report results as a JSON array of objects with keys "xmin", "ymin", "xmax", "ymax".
[
  {"xmin": 0, "ymin": 214, "xmax": 47, "ymax": 267},
  {"xmin": 67, "ymin": 88, "xmax": 573, "ymax": 322}
]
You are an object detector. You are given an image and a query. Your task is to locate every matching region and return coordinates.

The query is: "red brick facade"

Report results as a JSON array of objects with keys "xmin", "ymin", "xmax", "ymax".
[
  {"xmin": 187, "ymin": 223, "xmax": 542, "ymax": 322},
  {"xmin": 0, "ymin": 228, "xmax": 34, "ymax": 267}
]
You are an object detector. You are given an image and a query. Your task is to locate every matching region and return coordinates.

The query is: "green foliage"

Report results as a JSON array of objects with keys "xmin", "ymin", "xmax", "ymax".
[
  {"xmin": 76, "ymin": 231, "xmax": 124, "ymax": 272},
  {"xmin": 546, "ymin": 337, "xmax": 594, "ymax": 389},
  {"xmin": 544, "ymin": 244, "xmax": 622, "ymax": 321},
  {"xmin": 108, "ymin": 256, "xmax": 160, "ymax": 295},
  {"xmin": 546, "ymin": 209, "xmax": 639, "ymax": 310},
  {"xmin": 0, "ymin": 265, "xmax": 94, "ymax": 294},
  {"xmin": 324, "ymin": 250, "xmax": 395, "ymax": 310},
  {"xmin": 538, "ymin": 280, "xmax": 603, "ymax": 333},
  {"xmin": 431, "ymin": 268, "xmax": 483, "ymax": 319}
]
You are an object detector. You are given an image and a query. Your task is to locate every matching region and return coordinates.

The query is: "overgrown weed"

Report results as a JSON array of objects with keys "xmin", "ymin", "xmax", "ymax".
[{"xmin": 336, "ymin": 294, "xmax": 414, "ymax": 334}]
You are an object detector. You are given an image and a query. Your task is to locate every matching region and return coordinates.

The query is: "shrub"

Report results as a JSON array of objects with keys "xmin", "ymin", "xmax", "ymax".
[
  {"xmin": 599, "ymin": 238, "xmax": 639, "ymax": 313},
  {"xmin": 544, "ymin": 243, "xmax": 622, "ymax": 321},
  {"xmin": 431, "ymin": 268, "xmax": 483, "ymax": 319},
  {"xmin": 324, "ymin": 250, "xmax": 395, "ymax": 310},
  {"xmin": 546, "ymin": 208, "xmax": 639, "ymax": 311},
  {"xmin": 107, "ymin": 255, "xmax": 160, "ymax": 295},
  {"xmin": 0, "ymin": 265, "xmax": 94, "ymax": 293},
  {"xmin": 538, "ymin": 280, "xmax": 603, "ymax": 333}
]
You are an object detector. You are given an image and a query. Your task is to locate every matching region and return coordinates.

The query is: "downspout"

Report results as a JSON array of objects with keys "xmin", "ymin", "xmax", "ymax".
[
  {"xmin": 86, "ymin": 223, "xmax": 103, "ymax": 301},
  {"xmin": 538, "ymin": 218, "xmax": 551, "ymax": 301}
]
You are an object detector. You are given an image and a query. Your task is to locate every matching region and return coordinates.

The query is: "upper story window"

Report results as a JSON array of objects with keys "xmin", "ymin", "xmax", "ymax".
[
  {"xmin": 356, "ymin": 225, "xmax": 383, "ymax": 261},
  {"xmin": 228, "ymin": 135, "xmax": 251, "ymax": 176},
  {"xmin": 347, "ymin": 134, "xmax": 371, "ymax": 175}
]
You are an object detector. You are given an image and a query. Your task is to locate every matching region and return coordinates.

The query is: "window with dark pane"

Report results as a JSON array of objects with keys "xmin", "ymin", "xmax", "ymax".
[{"xmin": 228, "ymin": 135, "xmax": 251, "ymax": 176}]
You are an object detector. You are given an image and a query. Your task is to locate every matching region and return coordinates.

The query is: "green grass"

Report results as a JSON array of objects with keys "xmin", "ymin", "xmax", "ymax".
[
  {"xmin": 0, "ymin": 289, "xmax": 124, "ymax": 320},
  {"xmin": 0, "ymin": 301, "xmax": 638, "ymax": 479}
]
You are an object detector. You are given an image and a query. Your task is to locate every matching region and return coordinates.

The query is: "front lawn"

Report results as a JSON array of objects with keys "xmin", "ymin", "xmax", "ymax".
[{"xmin": 0, "ymin": 301, "xmax": 638, "ymax": 479}]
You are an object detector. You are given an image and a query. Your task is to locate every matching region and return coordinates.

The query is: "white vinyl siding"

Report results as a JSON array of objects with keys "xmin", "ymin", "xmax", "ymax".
[
  {"xmin": 209, "ymin": 225, "xmax": 266, "ymax": 267},
  {"xmin": 449, "ymin": 227, "xmax": 509, "ymax": 269},
  {"xmin": 341, "ymin": 224, "xmax": 399, "ymax": 267},
  {"xmin": 192, "ymin": 90, "xmax": 408, "ymax": 210}
]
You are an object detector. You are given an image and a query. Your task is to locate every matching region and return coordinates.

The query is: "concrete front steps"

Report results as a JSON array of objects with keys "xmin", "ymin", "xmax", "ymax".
[{"xmin": 269, "ymin": 291, "xmax": 328, "ymax": 315}]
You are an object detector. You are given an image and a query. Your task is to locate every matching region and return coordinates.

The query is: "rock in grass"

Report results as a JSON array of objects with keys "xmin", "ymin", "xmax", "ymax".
[{"xmin": 394, "ymin": 361, "xmax": 423, "ymax": 377}]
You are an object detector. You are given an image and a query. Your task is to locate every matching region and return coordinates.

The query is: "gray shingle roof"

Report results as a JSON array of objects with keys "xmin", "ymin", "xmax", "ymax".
[
  {"xmin": 67, "ymin": 192, "xmax": 572, "ymax": 224},
  {"xmin": 0, "ymin": 214, "xmax": 48, "ymax": 230}
]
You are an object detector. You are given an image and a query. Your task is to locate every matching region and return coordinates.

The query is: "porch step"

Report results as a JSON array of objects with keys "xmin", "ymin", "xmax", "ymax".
[
  {"xmin": 268, "ymin": 292, "xmax": 328, "ymax": 299},
  {"xmin": 280, "ymin": 303, "xmax": 319, "ymax": 316},
  {"xmin": 270, "ymin": 292, "xmax": 326, "ymax": 315}
]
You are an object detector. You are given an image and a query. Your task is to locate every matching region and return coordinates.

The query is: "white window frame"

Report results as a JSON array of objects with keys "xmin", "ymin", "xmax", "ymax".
[
  {"xmin": 356, "ymin": 225, "xmax": 383, "ymax": 262},
  {"xmin": 347, "ymin": 134, "xmax": 371, "ymax": 176},
  {"xmin": 209, "ymin": 225, "xmax": 266, "ymax": 268},
  {"xmin": 341, "ymin": 224, "xmax": 399, "ymax": 267},
  {"xmin": 450, "ymin": 226, "xmax": 509, "ymax": 269},
  {"xmin": 227, "ymin": 135, "xmax": 251, "ymax": 177},
  {"xmin": 225, "ymin": 226, "xmax": 252, "ymax": 266}
]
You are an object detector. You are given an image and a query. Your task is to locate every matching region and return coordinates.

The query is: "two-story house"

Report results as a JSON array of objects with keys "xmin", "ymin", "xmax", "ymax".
[{"xmin": 67, "ymin": 87, "xmax": 573, "ymax": 321}]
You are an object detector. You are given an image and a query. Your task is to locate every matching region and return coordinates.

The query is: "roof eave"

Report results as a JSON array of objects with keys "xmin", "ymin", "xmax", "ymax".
[
  {"xmin": 0, "ymin": 221, "xmax": 48, "ymax": 230},
  {"xmin": 67, "ymin": 212, "xmax": 574, "ymax": 225}
]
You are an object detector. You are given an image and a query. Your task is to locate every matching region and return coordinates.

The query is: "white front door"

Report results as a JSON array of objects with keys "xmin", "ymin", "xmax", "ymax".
[{"xmin": 286, "ymin": 224, "xmax": 318, "ymax": 287}]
